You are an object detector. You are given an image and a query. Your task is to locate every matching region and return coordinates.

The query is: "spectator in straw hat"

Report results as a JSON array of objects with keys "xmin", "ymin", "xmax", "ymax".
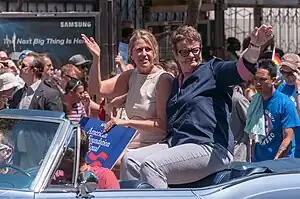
[
  {"xmin": 277, "ymin": 53, "xmax": 300, "ymax": 158},
  {"xmin": 0, "ymin": 72, "xmax": 21, "ymax": 109}
]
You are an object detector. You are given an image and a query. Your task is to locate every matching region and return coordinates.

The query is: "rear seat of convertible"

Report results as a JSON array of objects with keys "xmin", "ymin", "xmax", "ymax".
[{"xmin": 119, "ymin": 158, "xmax": 300, "ymax": 189}]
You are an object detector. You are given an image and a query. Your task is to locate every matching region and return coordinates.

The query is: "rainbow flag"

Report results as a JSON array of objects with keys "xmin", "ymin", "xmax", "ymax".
[
  {"xmin": 273, "ymin": 54, "xmax": 281, "ymax": 66},
  {"xmin": 272, "ymin": 51, "xmax": 283, "ymax": 86}
]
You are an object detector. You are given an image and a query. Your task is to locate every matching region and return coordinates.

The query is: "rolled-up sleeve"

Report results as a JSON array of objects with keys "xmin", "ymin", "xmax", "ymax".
[{"xmin": 212, "ymin": 57, "xmax": 256, "ymax": 88}]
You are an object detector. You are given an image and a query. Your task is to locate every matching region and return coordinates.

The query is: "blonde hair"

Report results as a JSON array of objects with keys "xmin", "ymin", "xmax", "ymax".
[{"xmin": 128, "ymin": 29, "xmax": 159, "ymax": 65}]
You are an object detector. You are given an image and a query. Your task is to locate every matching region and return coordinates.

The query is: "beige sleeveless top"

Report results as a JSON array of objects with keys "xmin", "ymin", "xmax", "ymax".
[{"xmin": 125, "ymin": 68, "xmax": 167, "ymax": 149}]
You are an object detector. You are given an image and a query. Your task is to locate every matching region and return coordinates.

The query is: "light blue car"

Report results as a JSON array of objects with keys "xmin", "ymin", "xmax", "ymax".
[{"xmin": 0, "ymin": 109, "xmax": 300, "ymax": 199}]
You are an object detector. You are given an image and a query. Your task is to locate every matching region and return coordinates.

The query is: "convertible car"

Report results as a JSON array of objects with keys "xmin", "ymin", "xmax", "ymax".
[{"xmin": 0, "ymin": 109, "xmax": 300, "ymax": 199}]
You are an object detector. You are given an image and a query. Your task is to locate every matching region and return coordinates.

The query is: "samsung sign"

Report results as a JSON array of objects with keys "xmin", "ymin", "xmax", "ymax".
[
  {"xmin": 0, "ymin": 13, "xmax": 98, "ymax": 68},
  {"xmin": 60, "ymin": 21, "xmax": 92, "ymax": 28}
]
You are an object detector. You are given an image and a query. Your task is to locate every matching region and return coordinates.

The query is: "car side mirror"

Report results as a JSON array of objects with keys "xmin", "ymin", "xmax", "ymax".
[{"xmin": 77, "ymin": 171, "xmax": 98, "ymax": 198}]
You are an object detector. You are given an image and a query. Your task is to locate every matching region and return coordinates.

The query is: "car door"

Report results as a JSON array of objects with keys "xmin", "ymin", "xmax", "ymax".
[
  {"xmin": 34, "ymin": 124, "xmax": 199, "ymax": 199},
  {"xmin": 90, "ymin": 188, "xmax": 199, "ymax": 199},
  {"xmin": 35, "ymin": 188, "xmax": 198, "ymax": 199},
  {"xmin": 35, "ymin": 125, "xmax": 79, "ymax": 199}
]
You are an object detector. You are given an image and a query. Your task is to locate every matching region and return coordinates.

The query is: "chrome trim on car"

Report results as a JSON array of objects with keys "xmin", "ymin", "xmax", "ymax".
[{"xmin": 74, "ymin": 127, "xmax": 81, "ymax": 189}]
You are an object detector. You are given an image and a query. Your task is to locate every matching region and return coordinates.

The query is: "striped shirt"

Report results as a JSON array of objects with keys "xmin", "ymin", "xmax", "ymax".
[{"xmin": 67, "ymin": 102, "xmax": 87, "ymax": 124}]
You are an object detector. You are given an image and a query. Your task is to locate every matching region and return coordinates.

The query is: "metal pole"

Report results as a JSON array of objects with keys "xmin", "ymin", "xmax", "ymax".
[
  {"xmin": 214, "ymin": 0, "xmax": 225, "ymax": 59},
  {"xmin": 107, "ymin": 0, "xmax": 115, "ymax": 75},
  {"xmin": 254, "ymin": 6, "xmax": 262, "ymax": 28},
  {"xmin": 99, "ymin": 0, "xmax": 109, "ymax": 79}
]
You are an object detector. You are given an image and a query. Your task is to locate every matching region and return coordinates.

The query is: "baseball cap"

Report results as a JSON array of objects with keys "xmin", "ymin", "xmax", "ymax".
[
  {"xmin": 0, "ymin": 72, "xmax": 19, "ymax": 92},
  {"xmin": 280, "ymin": 53, "xmax": 300, "ymax": 71},
  {"xmin": 19, "ymin": 50, "xmax": 33, "ymax": 61},
  {"xmin": 68, "ymin": 54, "xmax": 91, "ymax": 67}
]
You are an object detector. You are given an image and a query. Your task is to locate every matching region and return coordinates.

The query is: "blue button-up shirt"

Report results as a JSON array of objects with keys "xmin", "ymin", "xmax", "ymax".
[{"xmin": 167, "ymin": 58, "xmax": 246, "ymax": 153}]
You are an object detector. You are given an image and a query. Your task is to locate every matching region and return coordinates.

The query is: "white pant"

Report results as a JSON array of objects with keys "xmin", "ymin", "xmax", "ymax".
[{"xmin": 120, "ymin": 143, "xmax": 233, "ymax": 188}]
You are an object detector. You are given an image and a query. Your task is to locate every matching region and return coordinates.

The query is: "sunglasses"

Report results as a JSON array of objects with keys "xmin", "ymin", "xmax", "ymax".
[
  {"xmin": 0, "ymin": 143, "xmax": 10, "ymax": 151},
  {"xmin": 63, "ymin": 74, "xmax": 77, "ymax": 80},
  {"xmin": 0, "ymin": 62, "xmax": 9, "ymax": 68},
  {"xmin": 178, "ymin": 47, "xmax": 202, "ymax": 57},
  {"xmin": 68, "ymin": 80, "xmax": 83, "ymax": 94},
  {"xmin": 20, "ymin": 63, "xmax": 30, "ymax": 71}
]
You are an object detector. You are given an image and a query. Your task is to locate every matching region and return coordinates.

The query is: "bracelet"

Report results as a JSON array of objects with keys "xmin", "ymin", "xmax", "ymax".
[{"xmin": 249, "ymin": 42, "xmax": 260, "ymax": 48}]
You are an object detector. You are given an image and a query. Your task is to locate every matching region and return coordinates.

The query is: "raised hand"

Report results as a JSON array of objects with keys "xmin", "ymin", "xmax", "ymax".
[
  {"xmin": 115, "ymin": 53, "xmax": 124, "ymax": 66},
  {"xmin": 293, "ymin": 68, "xmax": 300, "ymax": 89},
  {"xmin": 81, "ymin": 34, "xmax": 100, "ymax": 58},
  {"xmin": 250, "ymin": 25, "xmax": 273, "ymax": 47},
  {"xmin": 81, "ymin": 91, "xmax": 91, "ymax": 107}
]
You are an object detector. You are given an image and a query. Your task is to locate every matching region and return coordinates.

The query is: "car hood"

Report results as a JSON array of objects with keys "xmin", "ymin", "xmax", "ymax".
[{"xmin": 0, "ymin": 189, "xmax": 34, "ymax": 199}]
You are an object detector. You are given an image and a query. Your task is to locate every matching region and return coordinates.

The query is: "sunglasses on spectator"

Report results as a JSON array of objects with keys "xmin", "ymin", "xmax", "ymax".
[
  {"xmin": 63, "ymin": 74, "xmax": 77, "ymax": 80},
  {"xmin": 81, "ymin": 63, "xmax": 90, "ymax": 68},
  {"xmin": 20, "ymin": 63, "xmax": 30, "ymax": 71},
  {"xmin": 0, "ymin": 62, "xmax": 9, "ymax": 68},
  {"xmin": 0, "ymin": 143, "xmax": 10, "ymax": 151},
  {"xmin": 178, "ymin": 47, "xmax": 202, "ymax": 57},
  {"xmin": 69, "ymin": 80, "xmax": 83, "ymax": 93},
  {"xmin": 0, "ymin": 57, "xmax": 10, "ymax": 61}
]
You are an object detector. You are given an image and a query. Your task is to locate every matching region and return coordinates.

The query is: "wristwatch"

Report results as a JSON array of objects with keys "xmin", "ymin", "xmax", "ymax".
[
  {"xmin": 249, "ymin": 42, "xmax": 260, "ymax": 48},
  {"xmin": 296, "ymin": 90, "xmax": 300, "ymax": 95}
]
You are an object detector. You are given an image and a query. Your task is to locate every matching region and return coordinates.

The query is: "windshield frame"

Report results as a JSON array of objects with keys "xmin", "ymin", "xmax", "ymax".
[{"xmin": 0, "ymin": 114, "xmax": 72, "ymax": 192}]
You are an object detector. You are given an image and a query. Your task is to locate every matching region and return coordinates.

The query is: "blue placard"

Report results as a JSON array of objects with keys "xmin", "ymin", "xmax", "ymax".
[
  {"xmin": 79, "ymin": 117, "xmax": 137, "ymax": 169},
  {"xmin": 118, "ymin": 42, "xmax": 129, "ymax": 65}
]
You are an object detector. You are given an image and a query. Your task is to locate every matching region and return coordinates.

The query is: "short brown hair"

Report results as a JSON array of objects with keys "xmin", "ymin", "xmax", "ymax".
[
  {"xmin": 61, "ymin": 64, "xmax": 82, "ymax": 79},
  {"xmin": 25, "ymin": 53, "xmax": 45, "ymax": 79},
  {"xmin": 160, "ymin": 59, "xmax": 179, "ymax": 77},
  {"xmin": 171, "ymin": 25, "xmax": 202, "ymax": 50}
]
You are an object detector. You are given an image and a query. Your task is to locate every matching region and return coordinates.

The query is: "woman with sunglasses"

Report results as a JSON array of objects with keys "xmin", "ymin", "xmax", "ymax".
[
  {"xmin": 63, "ymin": 79, "xmax": 90, "ymax": 124},
  {"xmin": 121, "ymin": 25, "xmax": 274, "ymax": 188},
  {"xmin": 84, "ymin": 30, "xmax": 173, "ymax": 179},
  {"xmin": 84, "ymin": 30, "xmax": 173, "ymax": 149}
]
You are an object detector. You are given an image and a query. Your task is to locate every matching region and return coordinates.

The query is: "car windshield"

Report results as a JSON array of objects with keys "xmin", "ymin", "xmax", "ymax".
[{"xmin": 0, "ymin": 118, "xmax": 60, "ymax": 190}]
